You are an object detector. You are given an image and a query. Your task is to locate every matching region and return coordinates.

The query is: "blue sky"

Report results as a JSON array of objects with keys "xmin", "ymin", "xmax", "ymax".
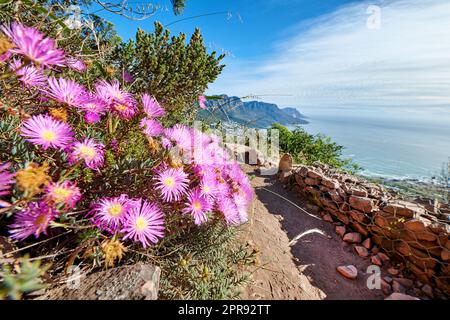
[{"xmin": 88, "ymin": 0, "xmax": 450, "ymax": 115}]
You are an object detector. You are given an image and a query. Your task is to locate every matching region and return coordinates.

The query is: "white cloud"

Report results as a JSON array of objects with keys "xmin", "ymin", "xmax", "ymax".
[{"xmin": 208, "ymin": 0, "xmax": 450, "ymax": 110}]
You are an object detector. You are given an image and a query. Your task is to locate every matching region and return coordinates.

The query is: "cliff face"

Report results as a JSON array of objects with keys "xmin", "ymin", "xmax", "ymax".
[{"xmin": 198, "ymin": 95, "xmax": 308, "ymax": 128}]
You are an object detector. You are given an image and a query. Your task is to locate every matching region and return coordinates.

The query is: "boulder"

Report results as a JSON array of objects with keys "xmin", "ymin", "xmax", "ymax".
[
  {"xmin": 278, "ymin": 153, "xmax": 293, "ymax": 172},
  {"xmin": 305, "ymin": 177, "xmax": 319, "ymax": 186},
  {"xmin": 336, "ymin": 265, "xmax": 358, "ymax": 280},
  {"xmin": 323, "ymin": 214, "xmax": 333, "ymax": 223},
  {"xmin": 370, "ymin": 255, "xmax": 382, "ymax": 266}
]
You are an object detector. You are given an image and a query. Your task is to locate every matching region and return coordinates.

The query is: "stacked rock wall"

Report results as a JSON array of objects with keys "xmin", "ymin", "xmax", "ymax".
[{"xmin": 280, "ymin": 162, "xmax": 450, "ymax": 296}]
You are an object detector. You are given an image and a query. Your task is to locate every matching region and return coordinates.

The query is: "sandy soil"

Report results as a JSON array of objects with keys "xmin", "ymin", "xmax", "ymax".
[{"xmin": 241, "ymin": 165, "xmax": 384, "ymax": 300}]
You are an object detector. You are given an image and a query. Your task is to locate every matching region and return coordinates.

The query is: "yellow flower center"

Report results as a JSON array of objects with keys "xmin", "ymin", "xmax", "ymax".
[
  {"xmin": 192, "ymin": 201, "xmax": 202, "ymax": 211},
  {"xmin": 108, "ymin": 204, "xmax": 123, "ymax": 217},
  {"xmin": 41, "ymin": 130, "xmax": 56, "ymax": 142},
  {"xmin": 52, "ymin": 187, "xmax": 71, "ymax": 202},
  {"xmin": 35, "ymin": 214, "xmax": 47, "ymax": 226},
  {"xmin": 203, "ymin": 185, "xmax": 210, "ymax": 193},
  {"xmin": 135, "ymin": 217, "xmax": 148, "ymax": 231},
  {"xmin": 79, "ymin": 146, "xmax": 96, "ymax": 159},
  {"xmin": 115, "ymin": 104, "xmax": 127, "ymax": 112},
  {"xmin": 163, "ymin": 177, "xmax": 175, "ymax": 188}
]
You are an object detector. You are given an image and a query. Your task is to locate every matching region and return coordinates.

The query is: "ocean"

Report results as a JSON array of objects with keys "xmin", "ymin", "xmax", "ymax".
[{"xmin": 295, "ymin": 106, "xmax": 450, "ymax": 182}]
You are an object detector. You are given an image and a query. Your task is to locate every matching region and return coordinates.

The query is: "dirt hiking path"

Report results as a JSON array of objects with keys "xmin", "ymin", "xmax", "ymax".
[{"xmin": 241, "ymin": 165, "xmax": 384, "ymax": 300}]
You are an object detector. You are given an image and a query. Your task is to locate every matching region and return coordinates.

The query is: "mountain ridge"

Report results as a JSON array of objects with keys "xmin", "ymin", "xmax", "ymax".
[{"xmin": 198, "ymin": 95, "xmax": 309, "ymax": 128}]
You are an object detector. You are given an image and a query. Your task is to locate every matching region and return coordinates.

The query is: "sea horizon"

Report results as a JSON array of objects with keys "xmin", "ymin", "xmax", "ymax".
[{"xmin": 289, "ymin": 106, "xmax": 450, "ymax": 183}]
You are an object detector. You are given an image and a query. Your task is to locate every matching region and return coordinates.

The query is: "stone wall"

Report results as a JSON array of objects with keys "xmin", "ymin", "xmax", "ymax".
[{"xmin": 279, "ymin": 160, "xmax": 450, "ymax": 297}]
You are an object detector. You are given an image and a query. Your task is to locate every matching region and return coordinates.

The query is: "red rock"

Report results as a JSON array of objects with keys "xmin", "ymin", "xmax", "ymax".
[
  {"xmin": 392, "ymin": 280, "xmax": 404, "ymax": 293},
  {"xmin": 442, "ymin": 249, "xmax": 450, "ymax": 261},
  {"xmin": 381, "ymin": 279, "xmax": 391, "ymax": 295},
  {"xmin": 393, "ymin": 277, "xmax": 413, "ymax": 288},
  {"xmin": 354, "ymin": 246, "xmax": 369, "ymax": 257},
  {"xmin": 335, "ymin": 226, "xmax": 346, "ymax": 238},
  {"xmin": 343, "ymin": 232, "xmax": 362, "ymax": 243},
  {"xmin": 304, "ymin": 177, "xmax": 319, "ymax": 186},
  {"xmin": 323, "ymin": 214, "xmax": 333, "ymax": 223},
  {"xmin": 351, "ymin": 222, "xmax": 369, "ymax": 237},
  {"xmin": 307, "ymin": 170, "xmax": 323, "ymax": 180},
  {"xmin": 321, "ymin": 177, "xmax": 339, "ymax": 189},
  {"xmin": 421, "ymin": 284, "xmax": 434, "ymax": 298},
  {"xmin": 385, "ymin": 293, "xmax": 419, "ymax": 300},
  {"xmin": 382, "ymin": 200, "xmax": 425, "ymax": 218},
  {"xmin": 362, "ymin": 238, "xmax": 372, "ymax": 250},
  {"xmin": 348, "ymin": 210, "xmax": 368, "ymax": 223},
  {"xmin": 370, "ymin": 255, "xmax": 382, "ymax": 266},
  {"xmin": 383, "ymin": 276, "xmax": 393, "ymax": 284},
  {"xmin": 328, "ymin": 190, "xmax": 343, "ymax": 203},
  {"xmin": 337, "ymin": 265, "xmax": 358, "ymax": 280},
  {"xmin": 387, "ymin": 267, "xmax": 399, "ymax": 276},
  {"xmin": 349, "ymin": 196, "xmax": 377, "ymax": 213},
  {"xmin": 377, "ymin": 252, "xmax": 390, "ymax": 263}
]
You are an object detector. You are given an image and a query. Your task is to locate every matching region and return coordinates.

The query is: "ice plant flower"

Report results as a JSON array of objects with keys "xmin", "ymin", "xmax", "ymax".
[
  {"xmin": 0, "ymin": 51, "xmax": 12, "ymax": 63},
  {"xmin": 164, "ymin": 124, "xmax": 193, "ymax": 152},
  {"xmin": 95, "ymin": 79, "xmax": 137, "ymax": 119},
  {"xmin": 10, "ymin": 58, "xmax": 46, "ymax": 88},
  {"xmin": 78, "ymin": 95, "xmax": 107, "ymax": 123},
  {"xmin": 121, "ymin": 199, "xmax": 165, "ymax": 248},
  {"xmin": 21, "ymin": 114, "xmax": 74, "ymax": 150},
  {"xmin": 90, "ymin": 194, "xmax": 133, "ymax": 233},
  {"xmin": 142, "ymin": 94, "xmax": 165, "ymax": 118},
  {"xmin": 0, "ymin": 162, "xmax": 15, "ymax": 197},
  {"xmin": 140, "ymin": 118, "xmax": 163, "ymax": 137},
  {"xmin": 9, "ymin": 201, "xmax": 58, "ymax": 240},
  {"xmin": 217, "ymin": 196, "xmax": 241, "ymax": 226},
  {"xmin": 69, "ymin": 138, "xmax": 105, "ymax": 170},
  {"xmin": 182, "ymin": 188, "xmax": 212, "ymax": 225},
  {"xmin": 198, "ymin": 95, "xmax": 207, "ymax": 109},
  {"xmin": 199, "ymin": 172, "xmax": 218, "ymax": 199},
  {"xmin": 66, "ymin": 56, "xmax": 86, "ymax": 73},
  {"xmin": 45, "ymin": 181, "xmax": 81, "ymax": 209},
  {"xmin": 1, "ymin": 22, "xmax": 65, "ymax": 68},
  {"xmin": 155, "ymin": 167, "xmax": 189, "ymax": 202},
  {"xmin": 42, "ymin": 77, "xmax": 86, "ymax": 108}
]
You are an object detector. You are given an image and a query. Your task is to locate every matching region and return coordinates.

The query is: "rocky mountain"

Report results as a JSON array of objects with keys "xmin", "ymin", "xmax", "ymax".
[{"xmin": 198, "ymin": 95, "xmax": 309, "ymax": 128}]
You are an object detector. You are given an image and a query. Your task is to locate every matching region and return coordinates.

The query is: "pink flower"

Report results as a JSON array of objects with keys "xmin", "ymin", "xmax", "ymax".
[
  {"xmin": 1, "ymin": 22, "xmax": 65, "ymax": 68},
  {"xmin": 142, "ymin": 94, "xmax": 165, "ymax": 118},
  {"xmin": 69, "ymin": 138, "xmax": 105, "ymax": 170},
  {"xmin": 121, "ymin": 199, "xmax": 165, "ymax": 248},
  {"xmin": 0, "ymin": 163, "xmax": 15, "ymax": 197},
  {"xmin": 42, "ymin": 77, "xmax": 86, "ymax": 108},
  {"xmin": 140, "ymin": 118, "xmax": 163, "ymax": 137},
  {"xmin": 10, "ymin": 58, "xmax": 46, "ymax": 88},
  {"xmin": 78, "ymin": 95, "xmax": 107, "ymax": 123},
  {"xmin": 66, "ymin": 56, "xmax": 86, "ymax": 73},
  {"xmin": 0, "ymin": 51, "xmax": 12, "ymax": 63},
  {"xmin": 198, "ymin": 95, "xmax": 207, "ymax": 109},
  {"xmin": 217, "ymin": 196, "xmax": 241, "ymax": 226},
  {"xmin": 154, "ymin": 167, "xmax": 189, "ymax": 202},
  {"xmin": 9, "ymin": 201, "xmax": 58, "ymax": 240},
  {"xmin": 45, "ymin": 181, "xmax": 81, "ymax": 209},
  {"xmin": 95, "ymin": 79, "xmax": 137, "ymax": 119},
  {"xmin": 20, "ymin": 114, "xmax": 74, "ymax": 150},
  {"xmin": 182, "ymin": 188, "xmax": 212, "ymax": 225},
  {"xmin": 90, "ymin": 194, "xmax": 134, "ymax": 233}
]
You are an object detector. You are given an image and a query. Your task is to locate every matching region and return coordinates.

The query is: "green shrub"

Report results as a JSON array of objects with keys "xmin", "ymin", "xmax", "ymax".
[{"xmin": 271, "ymin": 123, "xmax": 360, "ymax": 172}]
